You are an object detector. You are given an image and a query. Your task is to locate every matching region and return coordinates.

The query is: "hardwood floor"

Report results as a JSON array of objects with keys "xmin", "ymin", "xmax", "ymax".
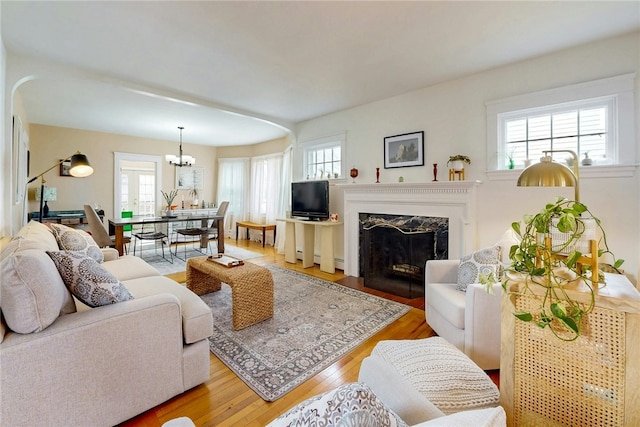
[{"xmin": 119, "ymin": 239, "xmax": 484, "ymax": 426}]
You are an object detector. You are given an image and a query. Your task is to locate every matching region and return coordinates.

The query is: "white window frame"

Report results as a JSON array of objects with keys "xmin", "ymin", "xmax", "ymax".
[
  {"xmin": 486, "ymin": 74, "xmax": 636, "ymax": 179},
  {"xmin": 300, "ymin": 132, "xmax": 346, "ymax": 181}
]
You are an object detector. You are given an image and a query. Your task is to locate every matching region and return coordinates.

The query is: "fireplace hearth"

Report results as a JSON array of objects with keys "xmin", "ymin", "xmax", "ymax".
[{"xmin": 359, "ymin": 214, "xmax": 448, "ymax": 298}]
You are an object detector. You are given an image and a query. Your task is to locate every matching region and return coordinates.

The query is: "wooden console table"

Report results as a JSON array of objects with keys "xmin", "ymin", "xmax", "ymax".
[{"xmin": 279, "ymin": 218, "xmax": 342, "ymax": 274}]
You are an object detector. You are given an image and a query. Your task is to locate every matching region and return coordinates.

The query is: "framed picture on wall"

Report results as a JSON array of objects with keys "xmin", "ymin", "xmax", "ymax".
[
  {"xmin": 59, "ymin": 159, "xmax": 72, "ymax": 176},
  {"xmin": 384, "ymin": 131, "xmax": 424, "ymax": 169},
  {"xmin": 176, "ymin": 167, "xmax": 204, "ymax": 190}
]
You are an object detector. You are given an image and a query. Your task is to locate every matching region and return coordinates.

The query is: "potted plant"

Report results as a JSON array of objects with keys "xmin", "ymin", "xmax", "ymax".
[
  {"xmin": 447, "ymin": 155, "xmax": 471, "ymax": 171},
  {"xmin": 160, "ymin": 189, "xmax": 178, "ymax": 216},
  {"xmin": 189, "ymin": 187, "xmax": 199, "ymax": 207},
  {"xmin": 494, "ymin": 197, "xmax": 623, "ymax": 341}
]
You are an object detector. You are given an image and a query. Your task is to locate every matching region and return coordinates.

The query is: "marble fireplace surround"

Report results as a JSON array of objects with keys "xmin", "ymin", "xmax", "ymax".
[{"xmin": 339, "ymin": 181, "xmax": 481, "ymax": 277}]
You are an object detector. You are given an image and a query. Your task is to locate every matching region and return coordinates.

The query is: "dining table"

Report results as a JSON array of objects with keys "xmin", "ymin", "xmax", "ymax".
[{"xmin": 108, "ymin": 213, "xmax": 225, "ymax": 256}]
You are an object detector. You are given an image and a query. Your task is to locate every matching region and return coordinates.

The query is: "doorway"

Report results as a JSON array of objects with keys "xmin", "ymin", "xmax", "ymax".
[{"xmin": 114, "ymin": 153, "xmax": 163, "ymax": 217}]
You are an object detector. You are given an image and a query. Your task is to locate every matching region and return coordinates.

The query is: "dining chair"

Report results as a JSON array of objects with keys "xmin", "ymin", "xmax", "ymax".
[
  {"xmin": 83, "ymin": 205, "xmax": 130, "ymax": 253},
  {"xmin": 132, "ymin": 218, "xmax": 172, "ymax": 263},
  {"xmin": 207, "ymin": 201, "xmax": 229, "ymax": 244},
  {"xmin": 172, "ymin": 215, "xmax": 211, "ymax": 261}
]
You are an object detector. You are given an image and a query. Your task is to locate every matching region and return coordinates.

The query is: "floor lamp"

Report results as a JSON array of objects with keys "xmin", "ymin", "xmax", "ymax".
[
  {"xmin": 27, "ymin": 152, "xmax": 94, "ymax": 222},
  {"xmin": 516, "ymin": 150, "xmax": 579, "ymax": 202}
]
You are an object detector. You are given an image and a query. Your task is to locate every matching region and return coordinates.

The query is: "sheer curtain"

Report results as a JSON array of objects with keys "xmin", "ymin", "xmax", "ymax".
[
  {"xmin": 217, "ymin": 158, "xmax": 250, "ymax": 238},
  {"xmin": 248, "ymin": 153, "xmax": 283, "ymax": 245}
]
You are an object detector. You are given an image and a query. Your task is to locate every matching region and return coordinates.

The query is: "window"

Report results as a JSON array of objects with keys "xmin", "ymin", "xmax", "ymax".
[
  {"xmin": 501, "ymin": 98, "xmax": 612, "ymax": 169},
  {"xmin": 486, "ymin": 74, "xmax": 635, "ymax": 173},
  {"xmin": 301, "ymin": 133, "xmax": 345, "ymax": 180}
]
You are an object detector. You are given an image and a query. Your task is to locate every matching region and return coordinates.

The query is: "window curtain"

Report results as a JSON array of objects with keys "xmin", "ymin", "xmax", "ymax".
[
  {"xmin": 276, "ymin": 146, "xmax": 292, "ymax": 253},
  {"xmin": 217, "ymin": 158, "xmax": 250, "ymax": 238},
  {"xmin": 248, "ymin": 153, "xmax": 283, "ymax": 245}
]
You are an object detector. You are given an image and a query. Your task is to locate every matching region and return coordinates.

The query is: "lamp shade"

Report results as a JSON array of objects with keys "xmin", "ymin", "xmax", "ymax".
[
  {"xmin": 517, "ymin": 156, "xmax": 577, "ymax": 188},
  {"xmin": 69, "ymin": 153, "xmax": 94, "ymax": 177},
  {"xmin": 517, "ymin": 154, "xmax": 580, "ymax": 201}
]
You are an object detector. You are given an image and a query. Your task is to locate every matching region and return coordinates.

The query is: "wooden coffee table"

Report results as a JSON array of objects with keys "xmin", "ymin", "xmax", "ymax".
[{"xmin": 186, "ymin": 257, "xmax": 274, "ymax": 330}]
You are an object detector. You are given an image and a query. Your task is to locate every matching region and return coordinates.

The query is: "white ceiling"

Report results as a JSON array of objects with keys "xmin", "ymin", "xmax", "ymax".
[{"xmin": 3, "ymin": 1, "xmax": 639, "ymax": 147}]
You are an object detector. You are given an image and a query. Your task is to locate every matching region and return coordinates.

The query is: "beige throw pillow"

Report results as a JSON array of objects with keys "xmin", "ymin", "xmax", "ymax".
[
  {"xmin": 47, "ymin": 251, "xmax": 133, "ymax": 307},
  {"xmin": 50, "ymin": 223, "xmax": 104, "ymax": 263},
  {"xmin": 0, "ymin": 249, "xmax": 76, "ymax": 334}
]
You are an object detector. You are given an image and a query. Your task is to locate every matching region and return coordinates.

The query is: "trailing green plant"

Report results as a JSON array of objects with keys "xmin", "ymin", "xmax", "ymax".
[
  {"xmin": 161, "ymin": 189, "xmax": 179, "ymax": 208},
  {"xmin": 446, "ymin": 155, "xmax": 471, "ymax": 166},
  {"xmin": 496, "ymin": 197, "xmax": 624, "ymax": 341}
]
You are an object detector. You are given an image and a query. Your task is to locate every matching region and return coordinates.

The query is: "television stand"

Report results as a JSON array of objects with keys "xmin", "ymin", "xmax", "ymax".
[{"xmin": 279, "ymin": 218, "xmax": 343, "ymax": 273}]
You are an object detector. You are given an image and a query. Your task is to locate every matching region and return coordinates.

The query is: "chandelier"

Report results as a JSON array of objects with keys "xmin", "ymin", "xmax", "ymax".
[{"xmin": 165, "ymin": 126, "xmax": 195, "ymax": 167}]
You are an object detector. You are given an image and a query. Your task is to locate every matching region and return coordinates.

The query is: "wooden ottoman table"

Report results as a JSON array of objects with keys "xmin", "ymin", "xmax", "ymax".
[{"xmin": 186, "ymin": 257, "xmax": 274, "ymax": 330}]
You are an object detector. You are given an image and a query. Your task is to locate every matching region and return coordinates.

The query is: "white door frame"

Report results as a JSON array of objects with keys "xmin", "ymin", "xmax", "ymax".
[{"xmin": 113, "ymin": 152, "xmax": 163, "ymax": 217}]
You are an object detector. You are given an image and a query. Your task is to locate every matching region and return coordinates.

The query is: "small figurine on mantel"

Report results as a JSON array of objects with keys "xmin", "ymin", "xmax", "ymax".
[{"xmin": 432, "ymin": 163, "xmax": 438, "ymax": 181}]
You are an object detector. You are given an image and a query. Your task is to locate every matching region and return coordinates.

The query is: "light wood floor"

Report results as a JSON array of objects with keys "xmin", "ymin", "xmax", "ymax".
[{"xmin": 120, "ymin": 239, "xmax": 436, "ymax": 426}]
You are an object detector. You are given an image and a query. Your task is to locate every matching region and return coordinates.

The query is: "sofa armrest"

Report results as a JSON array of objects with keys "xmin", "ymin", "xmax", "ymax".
[
  {"xmin": 425, "ymin": 259, "xmax": 459, "ymax": 286},
  {"xmin": 101, "ymin": 247, "xmax": 119, "ymax": 261},
  {"xmin": 358, "ymin": 355, "xmax": 445, "ymax": 425},
  {"xmin": 464, "ymin": 282, "xmax": 503, "ymax": 370},
  {"xmin": 1, "ymin": 294, "xmax": 186, "ymax": 426}
]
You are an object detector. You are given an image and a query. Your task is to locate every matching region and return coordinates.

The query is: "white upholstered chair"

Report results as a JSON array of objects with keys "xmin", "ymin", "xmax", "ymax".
[{"xmin": 424, "ymin": 230, "xmax": 519, "ymax": 370}]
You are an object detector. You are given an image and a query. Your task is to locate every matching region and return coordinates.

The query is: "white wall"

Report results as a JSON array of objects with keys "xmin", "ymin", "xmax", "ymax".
[{"xmin": 294, "ymin": 31, "xmax": 640, "ymax": 283}]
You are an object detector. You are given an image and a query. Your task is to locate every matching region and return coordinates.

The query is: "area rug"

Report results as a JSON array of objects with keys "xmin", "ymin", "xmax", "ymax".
[
  {"xmin": 202, "ymin": 265, "xmax": 411, "ymax": 401},
  {"xmin": 143, "ymin": 244, "xmax": 262, "ymax": 275}
]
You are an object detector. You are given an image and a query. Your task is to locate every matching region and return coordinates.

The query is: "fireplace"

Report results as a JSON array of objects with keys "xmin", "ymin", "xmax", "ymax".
[
  {"xmin": 340, "ymin": 182, "xmax": 481, "ymax": 281},
  {"xmin": 359, "ymin": 213, "xmax": 448, "ymax": 298}
]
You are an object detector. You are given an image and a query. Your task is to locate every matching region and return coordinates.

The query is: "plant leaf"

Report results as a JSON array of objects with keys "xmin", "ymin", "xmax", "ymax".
[
  {"xmin": 514, "ymin": 312, "xmax": 533, "ymax": 322},
  {"xmin": 558, "ymin": 316, "xmax": 579, "ymax": 334},
  {"xmin": 614, "ymin": 259, "xmax": 625, "ymax": 269},
  {"xmin": 551, "ymin": 302, "xmax": 567, "ymax": 318}
]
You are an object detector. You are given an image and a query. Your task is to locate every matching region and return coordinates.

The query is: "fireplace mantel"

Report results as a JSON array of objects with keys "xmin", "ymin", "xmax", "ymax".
[{"xmin": 338, "ymin": 181, "xmax": 481, "ymax": 276}]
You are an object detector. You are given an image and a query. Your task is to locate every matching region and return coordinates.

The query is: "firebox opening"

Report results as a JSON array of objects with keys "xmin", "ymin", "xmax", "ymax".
[{"xmin": 359, "ymin": 213, "xmax": 448, "ymax": 299}]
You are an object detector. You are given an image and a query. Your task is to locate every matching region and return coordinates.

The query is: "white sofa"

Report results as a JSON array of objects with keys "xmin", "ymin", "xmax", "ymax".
[
  {"xmin": 269, "ymin": 337, "xmax": 505, "ymax": 426},
  {"xmin": 0, "ymin": 221, "xmax": 213, "ymax": 426}
]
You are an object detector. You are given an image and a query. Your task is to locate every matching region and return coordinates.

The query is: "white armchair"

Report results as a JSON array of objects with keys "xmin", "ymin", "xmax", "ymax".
[{"xmin": 425, "ymin": 260, "xmax": 502, "ymax": 370}]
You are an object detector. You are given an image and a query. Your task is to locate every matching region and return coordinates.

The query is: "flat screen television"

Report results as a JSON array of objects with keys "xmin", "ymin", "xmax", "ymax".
[{"xmin": 291, "ymin": 180, "xmax": 330, "ymax": 221}]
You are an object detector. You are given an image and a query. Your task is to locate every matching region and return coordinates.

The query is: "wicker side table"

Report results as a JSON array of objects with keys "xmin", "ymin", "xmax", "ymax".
[
  {"xmin": 500, "ymin": 273, "xmax": 640, "ymax": 427},
  {"xmin": 186, "ymin": 257, "xmax": 274, "ymax": 330}
]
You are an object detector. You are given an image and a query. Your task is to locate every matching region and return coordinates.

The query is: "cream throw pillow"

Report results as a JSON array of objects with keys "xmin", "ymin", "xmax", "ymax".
[
  {"xmin": 50, "ymin": 223, "xmax": 104, "ymax": 263},
  {"xmin": 47, "ymin": 251, "xmax": 133, "ymax": 307},
  {"xmin": 0, "ymin": 249, "xmax": 76, "ymax": 333}
]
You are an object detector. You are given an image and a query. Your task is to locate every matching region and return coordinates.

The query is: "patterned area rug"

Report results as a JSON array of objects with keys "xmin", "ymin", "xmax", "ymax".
[
  {"xmin": 143, "ymin": 244, "xmax": 262, "ymax": 275},
  {"xmin": 202, "ymin": 265, "xmax": 410, "ymax": 401}
]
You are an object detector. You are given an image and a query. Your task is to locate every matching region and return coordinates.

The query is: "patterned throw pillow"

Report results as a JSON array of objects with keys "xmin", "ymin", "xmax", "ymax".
[
  {"xmin": 267, "ymin": 382, "xmax": 407, "ymax": 427},
  {"xmin": 47, "ymin": 251, "xmax": 134, "ymax": 308},
  {"xmin": 456, "ymin": 245, "xmax": 501, "ymax": 292},
  {"xmin": 50, "ymin": 223, "xmax": 104, "ymax": 263}
]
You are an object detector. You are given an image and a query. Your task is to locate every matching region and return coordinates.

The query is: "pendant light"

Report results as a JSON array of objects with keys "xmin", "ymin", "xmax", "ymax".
[{"xmin": 165, "ymin": 126, "xmax": 195, "ymax": 167}]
